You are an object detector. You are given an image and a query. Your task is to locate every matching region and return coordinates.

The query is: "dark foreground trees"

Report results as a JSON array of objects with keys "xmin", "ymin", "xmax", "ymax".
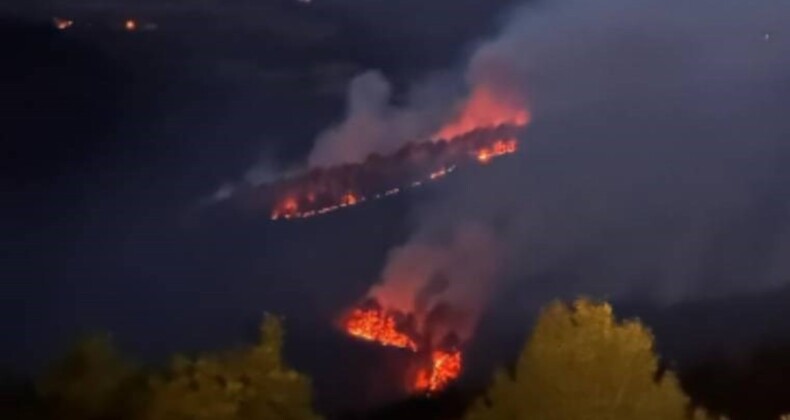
[
  {"xmin": 145, "ymin": 314, "xmax": 319, "ymax": 420},
  {"xmin": 38, "ymin": 334, "xmax": 147, "ymax": 420},
  {"xmin": 36, "ymin": 315, "xmax": 320, "ymax": 420},
  {"xmin": 467, "ymin": 298, "xmax": 706, "ymax": 420},
  {"xmin": 17, "ymin": 299, "xmax": 787, "ymax": 419}
]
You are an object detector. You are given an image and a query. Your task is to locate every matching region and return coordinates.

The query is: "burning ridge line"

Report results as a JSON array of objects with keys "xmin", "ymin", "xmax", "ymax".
[{"xmin": 240, "ymin": 124, "xmax": 525, "ymax": 221}]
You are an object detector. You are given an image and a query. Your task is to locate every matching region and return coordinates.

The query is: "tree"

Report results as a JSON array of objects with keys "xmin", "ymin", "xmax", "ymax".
[
  {"xmin": 467, "ymin": 298, "xmax": 703, "ymax": 420},
  {"xmin": 38, "ymin": 334, "xmax": 147, "ymax": 420},
  {"xmin": 144, "ymin": 314, "xmax": 320, "ymax": 420}
]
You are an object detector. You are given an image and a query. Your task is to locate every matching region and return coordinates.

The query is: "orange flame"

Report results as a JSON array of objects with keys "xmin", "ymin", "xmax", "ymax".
[
  {"xmin": 341, "ymin": 192, "xmax": 359, "ymax": 206},
  {"xmin": 475, "ymin": 137, "xmax": 518, "ymax": 164},
  {"xmin": 271, "ymin": 197, "xmax": 299, "ymax": 220},
  {"xmin": 343, "ymin": 303, "xmax": 464, "ymax": 393},
  {"xmin": 434, "ymin": 86, "xmax": 530, "ymax": 141},
  {"xmin": 414, "ymin": 350, "xmax": 463, "ymax": 393},
  {"xmin": 345, "ymin": 308, "xmax": 418, "ymax": 351}
]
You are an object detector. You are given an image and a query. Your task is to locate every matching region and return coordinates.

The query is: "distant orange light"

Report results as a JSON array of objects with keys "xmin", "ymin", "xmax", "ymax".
[
  {"xmin": 429, "ymin": 167, "xmax": 449, "ymax": 180},
  {"xmin": 341, "ymin": 192, "xmax": 359, "ymax": 206},
  {"xmin": 125, "ymin": 19, "xmax": 137, "ymax": 31},
  {"xmin": 53, "ymin": 17, "xmax": 74, "ymax": 30},
  {"xmin": 271, "ymin": 197, "xmax": 300, "ymax": 220}
]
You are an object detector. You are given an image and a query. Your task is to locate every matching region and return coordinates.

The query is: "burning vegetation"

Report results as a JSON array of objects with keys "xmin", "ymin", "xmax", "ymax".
[
  {"xmin": 241, "ymin": 124, "xmax": 523, "ymax": 221},
  {"xmin": 342, "ymin": 299, "xmax": 464, "ymax": 394},
  {"xmin": 414, "ymin": 349, "xmax": 463, "ymax": 393},
  {"xmin": 236, "ymin": 82, "xmax": 530, "ymax": 221},
  {"xmin": 338, "ymin": 224, "xmax": 499, "ymax": 394},
  {"xmin": 345, "ymin": 306, "xmax": 418, "ymax": 352}
]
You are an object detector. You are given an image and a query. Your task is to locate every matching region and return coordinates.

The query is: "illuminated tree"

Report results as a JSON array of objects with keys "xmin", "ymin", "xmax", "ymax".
[
  {"xmin": 467, "ymin": 299, "xmax": 704, "ymax": 420},
  {"xmin": 145, "ymin": 314, "xmax": 320, "ymax": 420},
  {"xmin": 38, "ymin": 334, "xmax": 146, "ymax": 420}
]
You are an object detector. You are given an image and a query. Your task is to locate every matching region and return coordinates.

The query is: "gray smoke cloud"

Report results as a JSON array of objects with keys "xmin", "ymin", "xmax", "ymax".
[
  {"xmin": 307, "ymin": 70, "xmax": 457, "ymax": 167},
  {"xmin": 364, "ymin": 0, "xmax": 790, "ymax": 332},
  {"xmin": 370, "ymin": 223, "xmax": 501, "ymax": 344}
]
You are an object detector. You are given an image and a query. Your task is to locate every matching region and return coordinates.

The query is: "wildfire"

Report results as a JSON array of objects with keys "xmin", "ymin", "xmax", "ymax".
[
  {"xmin": 414, "ymin": 350, "xmax": 463, "ymax": 393},
  {"xmin": 344, "ymin": 308, "xmax": 418, "ymax": 351},
  {"xmin": 257, "ymin": 88, "xmax": 528, "ymax": 222},
  {"xmin": 434, "ymin": 86, "xmax": 530, "ymax": 141},
  {"xmin": 476, "ymin": 138, "xmax": 518, "ymax": 164},
  {"xmin": 265, "ymin": 132, "xmax": 519, "ymax": 221},
  {"xmin": 342, "ymin": 302, "xmax": 464, "ymax": 394}
]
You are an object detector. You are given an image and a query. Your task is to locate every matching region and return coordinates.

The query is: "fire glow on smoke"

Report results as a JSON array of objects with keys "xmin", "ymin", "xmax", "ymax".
[{"xmin": 434, "ymin": 86, "xmax": 530, "ymax": 141}]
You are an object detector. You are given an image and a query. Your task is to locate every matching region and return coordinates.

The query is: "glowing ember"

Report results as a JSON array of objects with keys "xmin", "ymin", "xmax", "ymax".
[
  {"xmin": 341, "ymin": 192, "xmax": 359, "ymax": 206},
  {"xmin": 429, "ymin": 167, "xmax": 449, "ymax": 180},
  {"xmin": 345, "ymin": 308, "xmax": 418, "ymax": 351},
  {"xmin": 475, "ymin": 138, "xmax": 518, "ymax": 164},
  {"xmin": 434, "ymin": 86, "xmax": 530, "ymax": 141},
  {"xmin": 414, "ymin": 350, "xmax": 463, "ymax": 393},
  {"xmin": 53, "ymin": 17, "xmax": 74, "ymax": 30},
  {"xmin": 271, "ymin": 197, "xmax": 299, "ymax": 220}
]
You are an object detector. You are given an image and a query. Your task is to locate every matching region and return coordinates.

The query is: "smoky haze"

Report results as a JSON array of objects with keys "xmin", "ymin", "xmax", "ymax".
[{"xmin": 361, "ymin": 0, "xmax": 790, "ymax": 336}]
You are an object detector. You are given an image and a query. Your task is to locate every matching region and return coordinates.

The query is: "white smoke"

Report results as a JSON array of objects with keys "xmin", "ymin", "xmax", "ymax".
[{"xmin": 307, "ymin": 70, "xmax": 456, "ymax": 167}]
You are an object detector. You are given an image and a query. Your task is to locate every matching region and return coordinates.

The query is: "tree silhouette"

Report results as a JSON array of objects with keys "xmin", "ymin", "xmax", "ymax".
[
  {"xmin": 38, "ymin": 334, "xmax": 147, "ymax": 420},
  {"xmin": 467, "ymin": 298, "xmax": 704, "ymax": 420},
  {"xmin": 144, "ymin": 314, "xmax": 320, "ymax": 420}
]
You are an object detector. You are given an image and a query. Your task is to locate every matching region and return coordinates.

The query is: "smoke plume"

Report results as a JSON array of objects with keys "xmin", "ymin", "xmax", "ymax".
[
  {"xmin": 358, "ymin": 0, "xmax": 790, "ymax": 340},
  {"xmin": 369, "ymin": 223, "xmax": 501, "ymax": 344},
  {"xmin": 307, "ymin": 70, "xmax": 455, "ymax": 167}
]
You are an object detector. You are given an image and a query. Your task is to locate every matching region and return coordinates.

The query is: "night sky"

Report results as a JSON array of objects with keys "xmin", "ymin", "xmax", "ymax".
[{"xmin": 2, "ymin": 0, "xmax": 790, "ymax": 415}]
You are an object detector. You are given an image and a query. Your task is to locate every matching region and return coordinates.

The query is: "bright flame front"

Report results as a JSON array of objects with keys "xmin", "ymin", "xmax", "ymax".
[
  {"xmin": 344, "ymin": 308, "xmax": 418, "ymax": 351},
  {"xmin": 414, "ymin": 350, "xmax": 463, "ymax": 393},
  {"xmin": 343, "ymin": 304, "xmax": 464, "ymax": 394}
]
